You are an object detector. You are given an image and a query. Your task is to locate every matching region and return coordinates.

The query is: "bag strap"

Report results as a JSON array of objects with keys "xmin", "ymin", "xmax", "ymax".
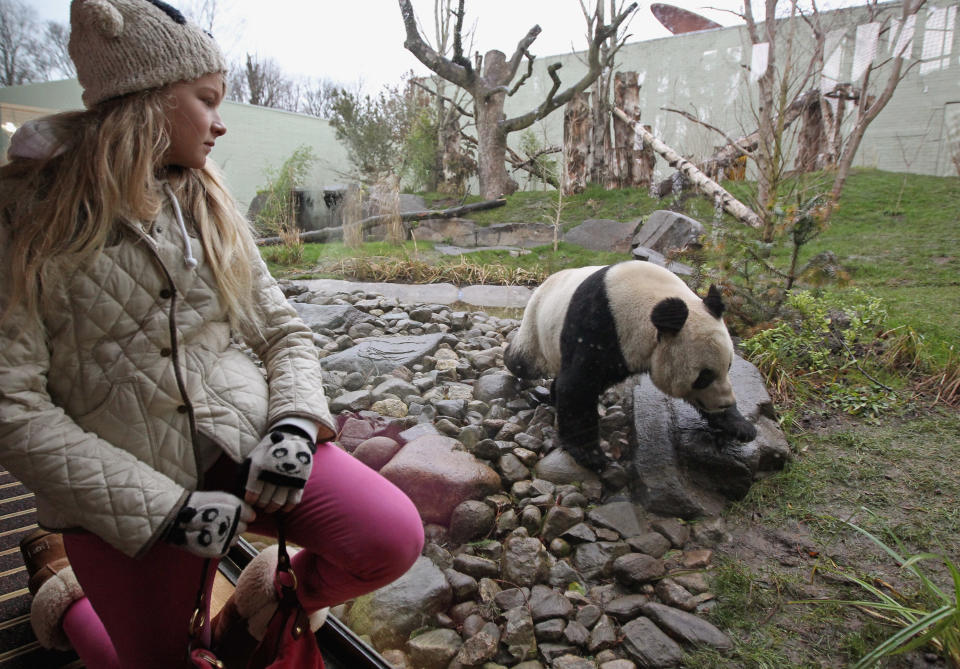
[{"xmin": 188, "ymin": 558, "xmax": 225, "ymax": 667}]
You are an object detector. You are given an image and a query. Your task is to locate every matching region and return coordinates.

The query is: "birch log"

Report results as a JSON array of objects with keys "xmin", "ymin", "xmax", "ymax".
[{"xmin": 613, "ymin": 107, "xmax": 763, "ymax": 230}]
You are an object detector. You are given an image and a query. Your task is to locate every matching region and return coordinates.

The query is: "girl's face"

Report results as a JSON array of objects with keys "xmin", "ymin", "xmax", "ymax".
[{"xmin": 163, "ymin": 73, "xmax": 227, "ymax": 169}]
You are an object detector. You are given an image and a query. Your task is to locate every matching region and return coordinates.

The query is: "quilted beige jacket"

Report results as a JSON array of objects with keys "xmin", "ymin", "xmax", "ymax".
[{"xmin": 0, "ymin": 189, "xmax": 335, "ymax": 557}]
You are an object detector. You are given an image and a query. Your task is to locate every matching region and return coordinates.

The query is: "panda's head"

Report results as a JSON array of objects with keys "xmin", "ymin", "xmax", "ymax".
[{"xmin": 647, "ymin": 285, "xmax": 737, "ymax": 414}]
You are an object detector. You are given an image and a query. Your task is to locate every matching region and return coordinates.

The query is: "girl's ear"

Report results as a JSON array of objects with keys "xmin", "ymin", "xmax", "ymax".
[{"xmin": 651, "ymin": 297, "xmax": 689, "ymax": 339}]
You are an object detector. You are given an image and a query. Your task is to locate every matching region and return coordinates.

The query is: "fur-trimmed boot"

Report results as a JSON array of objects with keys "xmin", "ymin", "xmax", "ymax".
[
  {"xmin": 212, "ymin": 545, "xmax": 328, "ymax": 668},
  {"xmin": 19, "ymin": 529, "xmax": 85, "ymax": 651}
]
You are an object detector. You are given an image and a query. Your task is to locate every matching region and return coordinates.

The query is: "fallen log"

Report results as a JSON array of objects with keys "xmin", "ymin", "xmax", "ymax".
[
  {"xmin": 613, "ymin": 107, "xmax": 763, "ymax": 230},
  {"xmin": 256, "ymin": 198, "xmax": 507, "ymax": 246}
]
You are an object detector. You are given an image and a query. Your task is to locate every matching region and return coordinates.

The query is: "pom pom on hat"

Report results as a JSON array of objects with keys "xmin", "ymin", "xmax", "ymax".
[{"xmin": 68, "ymin": 0, "xmax": 226, "ymax": 108}]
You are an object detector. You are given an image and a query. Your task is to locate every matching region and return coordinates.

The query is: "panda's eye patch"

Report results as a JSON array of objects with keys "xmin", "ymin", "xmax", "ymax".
[{"xmin": 693, "ymin": 368, "xmax": 717, "ymax": 389}]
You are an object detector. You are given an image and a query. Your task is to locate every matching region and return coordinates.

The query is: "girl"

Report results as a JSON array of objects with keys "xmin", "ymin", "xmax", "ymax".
[{"xmin": 0, "ymin": 1, "xmax": 424, "ymax": 667}]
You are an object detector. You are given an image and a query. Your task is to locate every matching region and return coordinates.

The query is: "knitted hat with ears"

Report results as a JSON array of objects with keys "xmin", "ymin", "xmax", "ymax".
[{"xmin": 68, "ymin": 0, "xmax": 226, "ymax": 108}]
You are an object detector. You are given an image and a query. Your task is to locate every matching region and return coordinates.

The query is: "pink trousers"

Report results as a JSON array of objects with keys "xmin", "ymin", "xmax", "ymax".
[{"xmin": 61, "ymin": 443, "xmax": 424, "ymax": 669}]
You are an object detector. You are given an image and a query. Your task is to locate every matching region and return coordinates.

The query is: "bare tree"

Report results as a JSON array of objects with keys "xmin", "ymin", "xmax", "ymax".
[
  {"xmin": 299, "ymin": 78, "xmax": 339, "ymax": 119},
  {"xmin": 399, "ymin": 0, "xmax": 637, "ymax": 199},
  {"xmin": 0, "ymin": 0, "xmax": 41, "ymax": 86},
  {"xmin": 229, "ymin": 54, "xmax": 299, "ymax": 111},
  {"xmin": 36, "ymin": 21, "xmax": 75, "ymax": 80}
]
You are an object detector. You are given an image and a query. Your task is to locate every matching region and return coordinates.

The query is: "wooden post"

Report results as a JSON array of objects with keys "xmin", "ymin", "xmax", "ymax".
[
  {"xmin": 614, "ymin": 107, "xmax": 763, "ymax": 230},
  {"xmin": 563, "ymin": 91, "xmax": 591, "ymax": 195}
]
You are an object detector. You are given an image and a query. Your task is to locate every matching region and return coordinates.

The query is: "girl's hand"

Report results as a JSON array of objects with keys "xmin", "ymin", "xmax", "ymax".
[
  {"xmin": 243, "ymin": 427, "xmax": 315, "ymax": 513},
  {"xmin": 165, "ymin": 491, "xmax": 255, "ymax": 558}
]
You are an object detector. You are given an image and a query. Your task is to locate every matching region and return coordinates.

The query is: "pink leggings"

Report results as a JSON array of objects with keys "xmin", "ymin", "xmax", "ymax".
[{"xmin": 61, "ymin": 443, "xmax": 424, "ymax": 669}]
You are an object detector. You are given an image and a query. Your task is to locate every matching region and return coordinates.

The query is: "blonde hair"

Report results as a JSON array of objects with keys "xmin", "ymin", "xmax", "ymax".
[{"xmin": 0, "ymin": 85, "xmax": 260, "ymax": 329}]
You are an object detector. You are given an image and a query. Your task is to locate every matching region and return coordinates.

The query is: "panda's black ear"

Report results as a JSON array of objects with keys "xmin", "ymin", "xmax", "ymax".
[
  {"xmin": 703, "ymin": 284, "xmax": 725, "ymax": 319},
  {"xmin": 651, "ymin": 297, "xmax": 688, "ymax": 339}
]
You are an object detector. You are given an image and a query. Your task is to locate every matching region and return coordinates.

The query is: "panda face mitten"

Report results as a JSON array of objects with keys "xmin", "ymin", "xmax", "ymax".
[
  {"xmin": 166, "ymin": 491, "xmax": 254, "ymax": 558},
  {"xmin": 244, "ymin": 426, "xmax": 316, "ymax": 511}
]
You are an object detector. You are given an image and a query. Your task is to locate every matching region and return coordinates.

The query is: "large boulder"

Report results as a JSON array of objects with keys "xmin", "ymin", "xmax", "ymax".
[
  {"xmin": 321, "ymin": 333, "xmax": 451, "ymax": 376},
  {"xmin": 629, "ymin": 355, "xmax": 791, "ymax": 518},
  {"xmin": 631, "ymin": 210, "xmax": 704, "ymax": 255},
  {"xmin": 380, "ymin": 435, "xmax": 503, "ymax": 525},
  {"xmin": 345, "ymin": 555, "xmax": 452, "ymax": 650},
  {"xmin": 291, "ymin": 303, "xmax": 376, "ymax": 332},
  {"xmin": 564, "ymin": 218, "xmax": 640, "ymax": 254}
]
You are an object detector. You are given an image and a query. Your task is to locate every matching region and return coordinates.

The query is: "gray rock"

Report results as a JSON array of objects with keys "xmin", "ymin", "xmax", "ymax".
[
  {"xmin": 449, "ymin": 500, "xmax": 496, "ymax": 545},
  {"xmin": 456, "ymin": 621, "xmax": 500, "ymax": 665},
  {"xmin": 444, "ymin": 568, "xmax": 478, "ymax": 601},
  {"xmin": 291, "ymin": 303, "xmax": 376, "ymax": 331},
  {"xmin": 604, "ymin": 594, "xmax": 650, "ymax": 622},
  {"xmin": 372, "ymin": 377, "xmax": 419, "ymax": 401},
  {"xmin": 641, "ymin": 601, "xmax": 733, "ymax": 650},
  {"xmin": 406, "ymin": 628, "xmax": 463, "ymax": 669},
  {"xmin": 534, "ymin": 450, "xmax": 601, "ymax": 486},
  {"xmin": 548, "ymin": 560, "xmax": 582, "ymax": 589},
  {"xmin": 630, "ymin": 356, "xmax": 790, "ymax": 518},
  {"xmin": 563, "ymin": 619, "xmax": 590, "ymax": 647},
  {"xmin": 329, "ymin": 389, "xmax": 373, "ymax": 413},
  {"xmin": 494, "ymin": 587, "xmax": 528, "ymax": 611},
  {"xmin": 345, "ymin": 556, "xmax": 452, "ymax": 650},
  {"xmin": 502, "ymin": 606, "xmax": 537, "ymax": 661},
  {"xmin": 520, "ymin": 505, "xmax": 543, "ymax": 535},
  {"xmin": 620, "ymin": 617, "xmax": 683, "ymax": 668},
  {"xmin": 561, "ymin": 523, "xmax": 597, "ymax": 544},
  {"xmin": 631, "ymin": 210, "xmax": 703, "ymax": 255},
  {"xmin": 529, "ymin": 584, "xmax": 574, "ymax": 622},
  {"xmin": 501, "ymin": 536, "xmax": 549, "ymax": 587},
  {"xmin": 588, "ymin": 614, "xmax": 618, "ymax": 653},
  {"xmin": 352, "ymin": 436, "xmax": 402, "ymax": 471},
  {"xmin": 651, "ymin": 519, "xmax": 689, "ymax": 548},
  {"xmin": 587, "ymin": 502, "xmax": 647, "ymax": 539},
  {"xmin": 322, "ymin": 333, "xmax": 448, "ymax": 376},
  {"xmin": 452, "ymin": 554, "xmax": 500, "ymax": 580},
  {"xmin": 576, "ymin": 604, "xmax": 602, "ymax": 629},
  {"xmin": 541, "ymin": 506, "xmax": 586, "ymax": 543},
  {"xmin": 380, "ymin": 435, "xmax": 502, "ymax": 525},
  {"xmin": 499, "ymin": 453, "xmax": 530, "ymax": 484},
  {"xmin": 534, "ymin": 617, "xmax": 567, "ymax": 642},
  {"xmin": 564, "ymin": 218, "xmax": 638, "ymax": 254},
  {"xmin": 572, "ymin": 542, "xmax": 631, "ymax": 581},
  {"xmin": 655, "ymin": 579, "xmax": 696, "ymax": 611},
  {"xmin": 599, "ymin": 660, "xmax": 636, "ymax": 669},
  {"xmin": 626, "ymin": 532, "xmax": 672, "ymax": 558},
  {"xmin": 612, "ymin": 553, "xmax": 666, "ymax": 588},
  {"xmin": 552, "ymin": 654, "xmax": 597, "ymax": 669}
]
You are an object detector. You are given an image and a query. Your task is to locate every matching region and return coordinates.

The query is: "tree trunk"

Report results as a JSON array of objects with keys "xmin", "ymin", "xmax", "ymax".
[
  {"xmin": 474, "ymin": 51, "xmax": 518, "ymax": 199},
  {"xmin": 563, "ymin": 91, "xmax": 591, "ymax": 195},
  {"xmin": 613, "ymin": 71, "xmax": 654, "ymax": 188},
  {"xmin": 797, "ymin": 96, "xmax": 826, "ymax": 173}
]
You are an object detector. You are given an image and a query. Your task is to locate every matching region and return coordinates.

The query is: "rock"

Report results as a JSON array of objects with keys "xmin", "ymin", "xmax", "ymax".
[
  {"xmin": 380, "ymin": 649, "xmax": 411, "ymax": 669},
  {"xmin": 587, "ymin": 502, "xmax": 647, "ymax": 539},
  {"xmin": 352, "ymin": 436, "xmax": 402, "ymax": 470},
  {"xmin": 651, "ymin": 519, "xmax": 689, "ymax": 548},
  {"xmin": 626, "ymin": 531, "xmax": 672, "ymax": 558},
  {"xmin": 494, "ymin": 588, "xmax": 528, "ymax": 611},
  {"xmin": 641, "ymin": 601, "xmax": 733, "ymax": 650},
  {"xmin": 449, "ymin": 500, "xmax": 497, "ymax": 545},
  {"xmin": 444, "ymin": 568, "xmax": 479, "ymax": 601},
  {"xmin": 604, "ymin": 594, "xmax": 649, "ymax": 622},
  {"xmin": 369, "ymin": 395, "xmax": 410, "ymax": 417},
  {"xmin": 620, "ymin": 617, "xmax": 683, "ymax": 668},
  {"xmin": 534, "ymin": 618, "xmax": 567, "ymax": 642},
  {"xmin": 456, "ymin": 621, "xmax": 500, "ymax": 665},
  {"xmin": 542, "ymin": 506, "xmax": 586, "ymax": 543},
  {"xmin": 499, "ymin": 453, "xmax": 531, "ymax": 484},
  {"xmin": 453, "ymin": 554, "xmax": 500, "ymax": 580},
  {"xmin": 291, "ymin": 303, "xmax": 376, "ymax": 331},
  {"xmin": 322, "ymin": 333, "xmax": 448, "ymax": 376},
  {"xmin": 564, "ymin": 218, "xmax": 638, "ymax": 254},
  {"xmin": 529, "ymin": 584, "xmax": 574, "ymax": 622},
  {"xmin": 563, "ymin": 620, "xmax": 590, "ymax": 647},
  {"xmin": 502, "ymin": 606, "xmax": 537, "ymax": 661},
  {"xmin": 552, "ymin": 654, "xmax": 598, "ymax": 669},
  {"xmin": 538, "ymin": 643, "xmax": 579, "ymax": 664},
  {"xmin": 654, "ymin": 579, "xmax": 695, "ymax": 611},
  {"xmin": 681, "ymin": 548, "xmax": 713, "ymax": 569},
  {"xmin": 534, "ymin": 450, "xmax": 601, "ymax": 486},
  {"xmin": 572, "ymin": 542, "xmax": 631, "ymax": 581},
  {"xmin": 631, "ymin": 210, "xmax": 703, "ymax": 255},
  {"xmin": 588, "ymin": 614, "xmax": 618, "ymax": 653},
  {"xmin": 380, "ymin": 435, "xmax": 502, "ymax": 525},
  {"xmin": 629, "ymin": 357, "xmax": 790, "ymax": 518},
  {"xmin": 406, "ymin": 628, "xmax": 463, "ymax": 669},
  {"xmin": 520, "ymin": 505, "xmax": 542, "ymax": 535},
  {"xmin": 613, "ymin": 553, "xmax": 666, "ymax": 588},
  {"xmin": 691, "ymin": 516, "xmax": 731, "ymax": 546},
  {"xmin": 576, "ymin": 604, "xmax": 602, "ymax": 629},
  {"xmin": 329, "ymin": 389, "xmax": 373, "ymax": 413},
  {"xmin": 501, "ymin": 536, "xmax": 549, "ymax": 587},
  {"xmin": 599, "ymin": 660, "xmax": 637, "ymax": 669},
  {"xmin": 345, "ymin": 556, "xmax": 452, "ymax": 650}
]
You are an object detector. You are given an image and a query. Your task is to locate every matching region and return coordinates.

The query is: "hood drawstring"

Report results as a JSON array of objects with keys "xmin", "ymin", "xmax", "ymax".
[{"xmin": 162, "ymin": 183, "xmax": 199, "ymax": 270}]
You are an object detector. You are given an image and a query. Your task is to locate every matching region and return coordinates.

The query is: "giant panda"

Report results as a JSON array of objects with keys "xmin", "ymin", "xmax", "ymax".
[{"xmin": 504, "ymin": 261, "xmax": 757, "ymax": 470}]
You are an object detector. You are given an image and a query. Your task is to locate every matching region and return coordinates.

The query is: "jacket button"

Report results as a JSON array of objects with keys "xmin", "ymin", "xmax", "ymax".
[
  {"xmin": 160, "ymin": 347, "xmax": 172, "ymax": 357},
  {"xmin": 160, "ymin": 288, "xmax": 173, "ymax": 299},
  {"xmin": 177, "ymin": 405, "xmax": 188, "ymax": 414}
]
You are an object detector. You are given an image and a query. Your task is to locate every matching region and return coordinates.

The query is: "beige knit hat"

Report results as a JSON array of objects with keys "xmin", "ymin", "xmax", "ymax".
[{"xmin": 69, "ymin": 0, "xmax": 227, "ymax": 108}]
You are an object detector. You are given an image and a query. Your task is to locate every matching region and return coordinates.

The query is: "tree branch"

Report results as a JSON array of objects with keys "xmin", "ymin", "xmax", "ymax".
[
  {"xmin": 501, "ymin": 2, "xmax": 638, "ymax": 134},
  {"xmin": 450, "ymin": 0, "xmax": 472, "ymax": 75},
  {"xmin": 508, "ymin": 49, "xmax": 536, "ymax": 96},
  {"xmin": 505, "ymin": 26, "xmax": 543, "ymax": 81},
  {"xmin": 399, "ymin": 0, "xmax": 473, "ymax": 88},
  {"xmin": 410, "ymin": 78, "xmax": 474, "ymax": 117}
]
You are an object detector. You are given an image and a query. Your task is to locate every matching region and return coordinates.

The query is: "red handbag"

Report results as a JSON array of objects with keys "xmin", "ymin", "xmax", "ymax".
[
  {"xmin": 247, "ymin": 519, "xmax": 324, "ymax": 669},
  {"xmin": 188, "ymin": 518, "xmax": 324, "ymax": 669}
]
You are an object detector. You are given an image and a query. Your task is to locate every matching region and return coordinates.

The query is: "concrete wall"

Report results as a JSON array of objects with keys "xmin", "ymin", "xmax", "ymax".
[
  {"xmin": 0, "ymin": 79, "xmax": 348, "ymax": 211},
  {"xmin": 503, "ymin": 0, "xmax": 960, "ymax": 180}
]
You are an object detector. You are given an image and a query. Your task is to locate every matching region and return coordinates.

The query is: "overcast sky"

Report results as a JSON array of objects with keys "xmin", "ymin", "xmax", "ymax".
[{"xmin": 30, "ymin": 0, "xmax": 858, "ymax": 93}]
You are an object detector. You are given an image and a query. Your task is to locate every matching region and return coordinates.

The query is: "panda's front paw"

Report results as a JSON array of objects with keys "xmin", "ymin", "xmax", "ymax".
[
  {"xmin": 564, "ymin": 443, "xmax": 609, "ymax": 472},
  {"xmin": 704, "ymin": 406, "xmax": 757, "ymax": 443}
]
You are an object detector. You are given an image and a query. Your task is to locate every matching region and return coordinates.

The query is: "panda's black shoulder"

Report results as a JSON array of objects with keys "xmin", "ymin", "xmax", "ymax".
[{"xmin": 566, "ymin": 265, "xmax": 615, "ymax": 320}]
